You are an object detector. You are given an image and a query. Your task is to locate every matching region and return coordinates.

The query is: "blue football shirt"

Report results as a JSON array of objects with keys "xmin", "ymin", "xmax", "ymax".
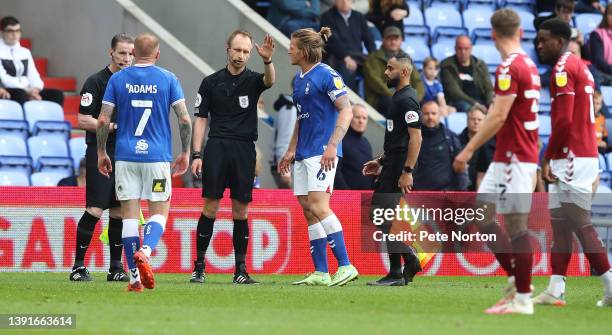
[
  {"xmin": 292, "ymin": 63, "xmax": 347, "ymax": 161},
  {"xmin": 102, "ymin": 64, "xmax": 184, "ymax": 162}
]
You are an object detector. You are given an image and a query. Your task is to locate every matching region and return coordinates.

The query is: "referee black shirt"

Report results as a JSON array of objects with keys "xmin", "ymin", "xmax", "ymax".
[
  {"xmin": 79, "ymin": 67, "xmax": 116, "ymax": 146},
  {"xmin": 383, "ymin": 85, "xmax": 421, "ymax": 156},
  {"xmin": 194, "ymin": 67, "xmax": 269, "ymax": 141}
]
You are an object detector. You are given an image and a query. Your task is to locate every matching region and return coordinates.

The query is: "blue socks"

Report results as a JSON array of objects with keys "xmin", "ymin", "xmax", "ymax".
[
  {"xmin": 122, "ymin": 219, "xmax": 140, "ymax": 284},
  {"xmin": 142, "ymin": 214, "xmax": 166, "ymax": 257},
  {"xmin": 321, "ymin": 214, "xmax": 350, "ymax": 267},
  {"xmin": 308, "ymin": 223, "xmax": 328, "ymax": 273}
]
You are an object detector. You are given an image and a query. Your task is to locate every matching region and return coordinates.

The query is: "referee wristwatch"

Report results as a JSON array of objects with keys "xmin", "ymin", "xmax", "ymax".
[
  {"xmin": 191, "ymin": 151, "xmax": 202, "ymax": 160},
  {"xmin": 403, "ymin": 166, "xmax": 414, "ymax": 174}
]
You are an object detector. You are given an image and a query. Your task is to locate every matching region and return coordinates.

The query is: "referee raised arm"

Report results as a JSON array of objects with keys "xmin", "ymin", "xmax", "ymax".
[
  {"xmin": 69, "ymin": 34, "xmax": 134, "ymax": 282},
  {"xmin": 190, "ymin": 30, "xmax": 275, "ymax": 284}
]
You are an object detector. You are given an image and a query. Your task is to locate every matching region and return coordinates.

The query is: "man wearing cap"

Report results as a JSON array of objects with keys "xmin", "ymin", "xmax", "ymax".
[{"xmin": 364, "ymin": 26, "xmax": 424, "ymax": 115}]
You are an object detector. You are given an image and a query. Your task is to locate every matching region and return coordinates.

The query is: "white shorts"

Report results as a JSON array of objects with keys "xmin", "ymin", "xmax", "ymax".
[
  {"xmin": 477, "ymin": 161, "xmax": 537, "ymax": 214},
  {"xmin": 293, "ymin": 155, "xmax": 338, "ymax": 196},
  {"xmin": 548, "ymin": 157, "xmax": 598, "ymax": 210},
  {"xmin": 115, "ymin": 161, "xmax": 172, "ymax": 201}
]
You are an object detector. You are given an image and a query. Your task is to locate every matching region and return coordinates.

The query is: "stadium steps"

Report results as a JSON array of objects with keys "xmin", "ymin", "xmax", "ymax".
[{"xmin": 34, "ymin": 57, "xmax": 48, "ymax": 77}]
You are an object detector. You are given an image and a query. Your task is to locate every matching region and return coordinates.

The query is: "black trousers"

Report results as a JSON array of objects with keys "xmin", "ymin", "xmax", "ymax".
[{"xmin": 6, "ymin": 88, "xmax": 64, "ymax": 106}]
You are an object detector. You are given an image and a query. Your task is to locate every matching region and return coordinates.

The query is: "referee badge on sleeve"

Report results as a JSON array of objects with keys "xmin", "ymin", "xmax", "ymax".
[
  {"xmin": 194, "ymin": 93, "xmax": 202, "ymax": 108},
  {"xmin": 497, "ymin": 74, "xmax": 511, "ymax": 91},
  {"xmin": 239, "ymin": 95, "xmax": 249, "ymax": 108},
  {"xmin": 555, "ymin": 72, "xmax": 568, "ymax": 87},
  {"xmin": 405, "ymin": 111, "xmax": 419, "ymax": 124},
  {"xmin": 81, "ymin": 92, "xmax": 93, "ymax": 107}
]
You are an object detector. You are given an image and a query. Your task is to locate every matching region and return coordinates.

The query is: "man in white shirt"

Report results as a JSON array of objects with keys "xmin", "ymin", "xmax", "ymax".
[{"xmin": 0, "ymin": 16, "xmax": 63, "ymax": 105}]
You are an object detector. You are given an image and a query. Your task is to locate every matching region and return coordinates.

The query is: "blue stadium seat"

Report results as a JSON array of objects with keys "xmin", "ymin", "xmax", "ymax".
[
  {"xmin": 404, "ymin": 3, "xmax": 424, "ymax": 26},
  {"xmin": 607, "ymin": 153, "xmax": 612, "ymax": 171},
  {"xmin": 538, "ymin": 114, "xmax": 551, "ymax": 138},
  {"xmin": 575, "ymin": 13, "xmax": 603, "ymax": 36},
  {"xmin": 463, "ymin": 7, "xmax": 494, "ymax": 34},
  {"xmin": 0, "ymin": 136, "xmax": 28, "ymax": 156},
  {"xmin": 368, "ymin": 22, "xmax": 382, "ymax": 42},
  {"xmin": 539, "ymin": 88, "xmax": 551, "ymax": 105},
  {"xmin": 431, "ymin": 41, "xmax": 455, "ymax": 61},
  {"xmin": 600, "ymin": 170, "xmax": 612, "ymax": 189},
  {"xmin": 23, "ymin": 100, "xmax": 71, "ymax": 138},
  {"xmin": 69, "ymin": 137, "xmax": 86, "ymax": 170},
  {"xmin": 428, "ymin": 0, "xmax": 462, "ymax": 9},
  {"xmin": 515, "ymin": 10, "xmax": 535, "ymax": 32},
  {"xmin": 595, "ymin": 184, "xmax": 612, "ymax": 194},
  {"xmin": 446, "ymin": 112, "xmax": 467, "ymax": 134},
  {"xmin": 401, "ymin": 42, "xmax": 431, "ymax": 63},
  {"xmin": 432, "ymin": 26, "xmax": 468, "ymax": 44},
  {"xmin": 0, "ymin": 155, "xmax": 32, "ymax": 174},
  {"xmin": 0, "ymin": 100, "xmax": 28, "ymax": 139},
  {"xmin": 0, "ymin": 171, "xmax": 30, "ymax": 186},
  {"xmin": 471, "ymin": 44, "xmax": 501, "ymax": 71},
  {"xmin": 472, "ymin": 28, "xmax": 494, "ymax": 44},
  {"xmin": 30, "ymin": 172, "xmax": 68, "ymax": 186},
  {"xmin": 465, "ymin": 1, "xmax": 497, "ymax": 10},
  {"xmin": 425, "ymin": 7, "xmax": 463, "ymax": 33},
  {"xmin": 601, "ymin": 86, "xmax": 612, "ymax": 108},
  {"xmin": 521, "ymin": 29, "xmax": 537, "ymax": 44},
  {"xmin": 521, "ymin": 42, "xmax": 538, "ymax": 64},
  {"xmin": 501, "ymin": 0, "xmax": 535, "ymax": 12},
  {"xmin": 404, "ymin": 25, "xmax": 430, "ymax": 45},
  {"xmin": 27, "ymin": 135, "xmax": 69, "ymax": 170}
]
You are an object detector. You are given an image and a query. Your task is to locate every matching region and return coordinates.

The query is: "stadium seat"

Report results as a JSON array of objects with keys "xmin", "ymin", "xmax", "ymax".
[
  {"xmin": 501, "ymin": 0, "xmax": 535, "ymax": 12},
  {"xmin": 463, "ymin": 7, "xmax": 494, "ymax": 34},
  {"xmin": 30, "ymin": 172, "xmax": 67, "ymax": 186},
  {"xmin": 539, "ymin": 88, "xmax": 551, "ymax": 105},
  {"xmin": 472, "ymin": 29, "xmax": 494, "ymax": 44},
  {"xmin": 601, "ymin": 86, "xmax": 612, "ymax": 108},
  {"xmin": 465, "ymin": 0, "xmax": 496, "ymax": 9},
  {"xmin": 432, "ymin": 41, "xmax": 455, "ymax": 61},
  {"xmin": 0, "ymin": 100, "xmax": 29, "ymax": 139},
  {"xmin": 425, "ymin": 7, "xmax": 463, "ymax": 33},
  {"xmin": 23, "ymin": 100, "xmax": 71, "ymax": 138},
  {"xmin": 516, "ymin": 10, "xmax": 535, "ymax": 32},
  {"xmin": 404, "ymin": 3, "xmax": 424, "ymax": 26},
  {"xmin": 600, "ymin": 170, "xmax": 612, "ymax": 189},
  {"xmin": 401, "ymin": 42, "xmax": 431, "ymax": 63},
  {"xmin": 607, "ymin": 153, "xmax": 612, "ymax": 171},
  {"xmin": 368, "ymin": 22, "xmax": 382, "ymax": 42},
  {"xmin": 0, "ymin": 155, "xmax": 32, "ymax": 174},
  {"xmin": 432, "ymin": 26, "xmax": 468, "ymax": 44},
  {"xmin": 0, "ymin": 171, "xmax": 30, "ymax": 186},
  {"xmin": 69, "ymin": 137, "xmax": 86, "ymax": 170},
  {"xmin": 0, "ymin": 136, "xmax": 28, "ymax": 156},
  {"xmin": 538, "ymin": 114, "xmax": 551, "ymax": 138},
  {"xmin": 446, "ymin": 112, "xmax": 467, "ymax": 134},
  {"xmin": 428, "ymin": 0, "xmax": 462, "ymax": 9},
  {"xmin": 404, "ymin": 25, "xmax": 430, "ymax": 45},
  {"xmin": 471, "ymin": 44, "xmax": 501, "ymax": 71},
  {"xmin": 27, "ymin": 135, "xmax": 69, "ymax": 169},
  {"xmin": 595, "ymin": 184, "xmax": 612, "ymax": 194},
  {"xmin": 521, "ymin": 42, "xmax": 538, "ymax": 65},
  {"xmin": 575, "ymin": 13, "xmax": 603, "ymax": 36},
  {"xmin": 521, "ymin": 30, "xmax": 537, "ymax": 44}
]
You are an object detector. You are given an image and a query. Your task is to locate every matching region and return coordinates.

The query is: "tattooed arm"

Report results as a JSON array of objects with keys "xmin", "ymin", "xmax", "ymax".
[
  {"xmin": 96, "ymin": 103, "xmax": 114, "ymax": 177},
  {"xmin": 171, "ymin": 100, "xmax": 192, "ymax": 177},
  {"xmin": 321, "ymin": 95, "xmax": 353, "ymax": 171}
]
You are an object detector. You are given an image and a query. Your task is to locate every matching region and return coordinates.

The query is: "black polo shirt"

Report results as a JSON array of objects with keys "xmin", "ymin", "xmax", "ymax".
[
  {"xmin": 383, "ymin": 85, "xmax": 421, "ymax": 156},
  {"xmin": 79, "ymin": 67, "xmax": 115, "ymax": 146},
  {"xmin": 194, "ymin": 67, "xmax": 269, "ymax": 142}
]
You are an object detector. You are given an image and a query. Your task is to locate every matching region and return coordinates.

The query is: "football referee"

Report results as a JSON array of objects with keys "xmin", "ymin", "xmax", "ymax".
[
  {"xmin": 69, "ymin": 34, "xmax": 134, "ymax": 282},
  {"xmin": 190, "ymin": 30, "xmax": 275, "ymax": 284},
  {"xmin": 362, "ymin": 56, "xmax": 423, "ymax": 286}
]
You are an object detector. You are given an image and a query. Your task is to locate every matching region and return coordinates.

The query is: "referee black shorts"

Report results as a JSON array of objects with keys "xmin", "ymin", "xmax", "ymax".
[
  {"xmin": 202, "ymin": 138, "xmax": 256, "ymax": 203},
  {"xmin": 85, "ymin": 144, "xmax": 120, "ymax": 210},
  {"xmin": 371, "ymin": 153, "xmax": 405, "ymax": 211}
]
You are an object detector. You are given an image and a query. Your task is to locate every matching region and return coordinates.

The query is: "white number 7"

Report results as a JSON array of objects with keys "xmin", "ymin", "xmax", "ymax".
[{"xmin": 131, "ymin": 100, "xmax": 153, "ymax": 136}]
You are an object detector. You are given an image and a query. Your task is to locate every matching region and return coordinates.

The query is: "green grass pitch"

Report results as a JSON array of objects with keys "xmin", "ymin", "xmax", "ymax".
[{"xmin": 0, "ymin": 273, "xmax": 609, "ymax": 334}]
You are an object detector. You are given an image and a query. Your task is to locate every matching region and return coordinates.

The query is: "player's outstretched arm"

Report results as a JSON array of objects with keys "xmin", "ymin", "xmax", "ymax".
[
  {"xmin": 191, "ymin": 116, "xmax": 208, "ymax": 177},
  {"xmin": 172, "ymin": 101, "xmax": 192, "ymax": 177},
  {"xmin": 96, "ymin": 103, "xmax": 114, "ymax": 178},
  {"xmin": 321, "ymin": 95, "xmax": 352, "ymax": 171},
  {"xmin": 453, "ymin": 95, "xmax": 514, "ymax": 173}
]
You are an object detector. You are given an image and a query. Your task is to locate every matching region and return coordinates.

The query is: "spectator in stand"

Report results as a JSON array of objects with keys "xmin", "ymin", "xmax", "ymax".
[
  {"xmin": 271, "ymin": 86, "xmax": 297, "ymax": 189},
  {"xmin": 0, "ymin": 16, "xmax": 64, "ymax": 106},
  {"xmin": 413, "ymin": 101, "xmax": 467, "ymax": 191},
  {"xmin": 568, "ymin": 39, "xmax": 611, "ymax": 115},
  {"xmin": 535, "ymin": 1, "xmax": 586, "ymax": 51},
  {"xmin": 440, "ymin": 36, "xmax": 492, "ymax": 114},
  {"xmin": 421, "ymin": 57, "xmax": 455, "ymax": 117},
  {"xmin": 589, "ymin": 4, "xmax": 612, "ymax": 85},
  {"xmin": 366, "ymin": 0, "xmax": 408, "ymax": 37},
  {"xmin": 364, "ymin": 26, "xmax": 423, "ymax": 115},
  {"xmin": 458, "ymin": 103, "xmax": 495, "ymax": 191},
  {"xmin": 58, "ymin": 158, "xmax": 86, "ymax": 187},
  {"xmin": 335, "ymin": 104, "xmax": 374, "ymax": 190},
  {"xmin": 321, "ymin": 0, "xmax": 376, "ymax": 93},
  {"xmin": 575, "ymin": 0, "xmax": 605, "ymax": 14},
  {"xmin": 267, "ymin": 0, "xmax": 320, "ymax": 37},
  {"xmin": 595, "ymin": 90, "xmax": 611, "ymax": 154}
]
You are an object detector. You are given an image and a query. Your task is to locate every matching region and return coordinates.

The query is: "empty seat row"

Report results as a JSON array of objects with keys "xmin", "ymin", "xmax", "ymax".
[{"xmin": 0, "ymin": 100, "xmax": 71, "ymax": 139}]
